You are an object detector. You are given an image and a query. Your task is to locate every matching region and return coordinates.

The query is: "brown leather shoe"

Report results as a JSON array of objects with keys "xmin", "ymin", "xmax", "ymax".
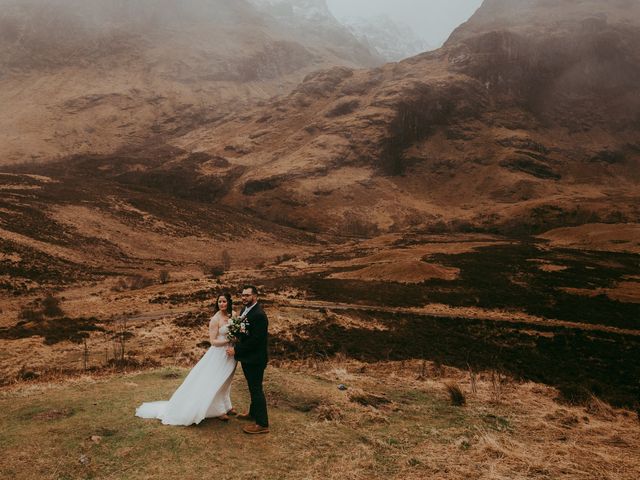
[
  {"xmin": 243, "ymin": 424, "xmax": 269, "ymax": 434},
  {"xmin": 237, "ymin": 412, "xmax": 253, "ymax": 421},
  {"xmin": 216, "ymin": 414, "xmax": 230, "ymax": 422}
]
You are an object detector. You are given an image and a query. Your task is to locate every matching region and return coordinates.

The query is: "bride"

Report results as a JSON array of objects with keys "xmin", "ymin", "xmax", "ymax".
[{"xmin": 135, "ymin": 292, "xmax": 237, "ymax": 425}]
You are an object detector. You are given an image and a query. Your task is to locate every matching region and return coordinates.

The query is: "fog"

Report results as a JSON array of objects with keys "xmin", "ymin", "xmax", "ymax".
[
  {"xmin": 0, "ymin": 0, "xmax": 485, "ymax": 49},
  {"xmin": 326, "ymin": 0, "xmax": 484, "ymax": 47}
]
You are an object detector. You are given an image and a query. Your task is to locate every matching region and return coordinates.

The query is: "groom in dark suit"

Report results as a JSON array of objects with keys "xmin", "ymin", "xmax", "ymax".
[{"xmin": 226, "ymin": 285, "xmax": 269, "ymax": 434}]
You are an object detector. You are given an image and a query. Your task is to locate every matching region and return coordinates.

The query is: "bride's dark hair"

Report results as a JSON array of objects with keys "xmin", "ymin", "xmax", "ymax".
[{"xmin": 213, "ymin": 292, "xmax": 233, "ymax": 315}]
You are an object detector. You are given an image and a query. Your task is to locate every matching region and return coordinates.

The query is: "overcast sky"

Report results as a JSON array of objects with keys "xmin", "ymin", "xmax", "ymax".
[{"xmin": 326, "ymin": 0, "xmax": 483, "ymax": 47}]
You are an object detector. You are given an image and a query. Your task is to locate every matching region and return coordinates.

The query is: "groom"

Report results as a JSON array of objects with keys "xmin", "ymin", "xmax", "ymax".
[{"xmin": 226, "ymin": 285, "xmax": 269, "ymax": 434}]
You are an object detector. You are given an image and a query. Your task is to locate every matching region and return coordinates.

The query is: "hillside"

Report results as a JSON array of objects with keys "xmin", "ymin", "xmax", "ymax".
[
  {"xmin": 0, "ymin": 0, "xmax": 379, "ymax": 164},
  {"xmin": 1, "ymin": 361, "xmax": 639, "ymax": 479},
  {"xmin": 2, "ymin": 0, "xmax": 638, "ymax": 234},
  {"xmin": 164, "ymin": 0, "xmax": 640, "ymax": 235},
  {"xmin": 447, "ymin": 0, "xmax": 640, "ymax": 43},
  {"xmin": 1, "ymin": 0, "xmax": 639, "ymax": 439}
]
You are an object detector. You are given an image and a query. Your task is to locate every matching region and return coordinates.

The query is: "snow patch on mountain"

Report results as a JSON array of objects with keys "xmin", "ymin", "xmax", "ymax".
[
  {"xmin": 248, "ymin": 0, "xmax": 335, "ymax": 22},
  {"xmin": 343, "ymin": 15, "xmax": 433, "ymax": 61}
]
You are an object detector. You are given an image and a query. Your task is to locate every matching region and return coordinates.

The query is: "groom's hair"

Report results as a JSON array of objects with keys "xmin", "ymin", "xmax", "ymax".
[{"xmin": 243, "ymin": 285, "xmax": 259, "ymax": 295}]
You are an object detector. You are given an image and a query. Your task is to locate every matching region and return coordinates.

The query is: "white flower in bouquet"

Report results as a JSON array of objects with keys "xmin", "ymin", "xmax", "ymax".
[{"xmin": 226, "ymin": 315, "xmax": 249, "ymax": 342}]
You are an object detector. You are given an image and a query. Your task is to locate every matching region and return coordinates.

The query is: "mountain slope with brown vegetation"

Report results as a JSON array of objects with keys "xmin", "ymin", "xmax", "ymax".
[
  {"xmin": 1, "ymin": 360, "xmax": 639, "ymax": 480},
  {"xmin": 3, "ymin": 0, "xmax": 639, "ymax": 235},
  {"xmin": 1, "ymin": 0, "xmax": 639, "ymax": 429},
  {"xmin": 0, "ymin": 0, "xmax": 379, "ymax": 164},
  {"xmin": 164, "ymin": 0, "xmax": 640, "ymax": 236}
]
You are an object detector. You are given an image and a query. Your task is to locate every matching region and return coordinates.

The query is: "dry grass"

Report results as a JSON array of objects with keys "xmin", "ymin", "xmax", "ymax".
[
  {"xmin": 0, "ymin": 358, "xmax": 638, "ymax": 479},
  {"xmin": 538, "ymin": 223, "xmax": 640, "ymax": 254},
  {"xmin": 329, "ymin": 260, "xmax": 459, "ymax": 283}
]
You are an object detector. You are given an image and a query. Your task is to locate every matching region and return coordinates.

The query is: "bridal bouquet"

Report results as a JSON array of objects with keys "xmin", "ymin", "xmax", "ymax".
[{"xmin": 226, "ymin": 315, "xmax": 249, "ymax": 342}]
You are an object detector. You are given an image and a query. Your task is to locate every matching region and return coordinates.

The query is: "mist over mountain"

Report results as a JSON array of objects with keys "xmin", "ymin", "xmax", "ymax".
[
  {"xmin": 248, "ymin": 0, "xmax": 433, "ymax": 62},
  {"xmin": 342, "ymin": 15, "xmax": 433, "ymax": 61},
  {"xmin": 0, "ymin": 0, "xmax": 379, "ymax": 163},
  {"xmin": 247, "ymin": 0, "xmax": 383, "ymax": 65}
]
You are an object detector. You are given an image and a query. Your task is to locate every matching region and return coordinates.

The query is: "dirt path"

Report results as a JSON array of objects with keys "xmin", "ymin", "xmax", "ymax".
[
  {"xmin": 273, "ymin": 298, "xmax": 640, "ymax": 337},
  {"xmin": 106, "ymin": 297, "xmax": 640, "ymax": 337}
]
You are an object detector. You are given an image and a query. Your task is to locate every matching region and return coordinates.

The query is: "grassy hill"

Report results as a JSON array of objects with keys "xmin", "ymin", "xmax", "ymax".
[{"xmin": 1, "ymin": 359, "xmax": 638, "ymax": 479}]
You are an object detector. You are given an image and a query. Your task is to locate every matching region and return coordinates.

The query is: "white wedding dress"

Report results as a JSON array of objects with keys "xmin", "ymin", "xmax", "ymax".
[{"xmin": 135, "ymin": 323, "xmax": 237, "ymax": 426}]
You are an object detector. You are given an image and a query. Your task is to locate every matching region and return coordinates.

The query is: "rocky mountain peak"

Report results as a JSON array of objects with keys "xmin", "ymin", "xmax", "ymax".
[
  {"xmin": 249, "ymin": 0, "xmax": 334, "ymax": 21},
  {"xmin": 343, "ymin": 15, "xmax": 432, "ymax": 62},
  {"xmin": 447, "ymin": 0, "xmax": 640, "ymax": 44}
]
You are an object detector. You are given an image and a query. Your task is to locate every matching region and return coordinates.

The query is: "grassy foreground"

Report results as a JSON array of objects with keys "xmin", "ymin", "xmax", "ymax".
[{"xmin": 0, "ymin": 360, "xmax": 638, "ymax": 480}]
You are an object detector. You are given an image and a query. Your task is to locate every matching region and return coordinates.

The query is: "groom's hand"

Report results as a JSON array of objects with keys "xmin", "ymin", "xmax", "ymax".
[{"xmin": 226, "ymin": 347, "xmax": 235, "ymax": 357}]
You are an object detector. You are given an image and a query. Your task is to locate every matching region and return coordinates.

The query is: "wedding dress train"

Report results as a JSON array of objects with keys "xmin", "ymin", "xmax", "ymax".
[{"xmin": 135, "ymin": 324, "xmax": 236, "ymax": 426}]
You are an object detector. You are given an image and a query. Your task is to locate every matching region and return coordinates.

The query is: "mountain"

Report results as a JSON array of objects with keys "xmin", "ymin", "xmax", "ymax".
[
  {"xmin": 247, "ymin": 0, "xmax": 383, "ymax": 64},
  {"xmin": 2, "ymin": 0, "xmax": 639, "ymax": 262},
  {"xmin": 342, "ymin": 15, "xmax": 432, "ymax": 62},
  {"xmin": 167, "ymin": 0, "xmax": 640, "ymax": 235},
  {"xmin": 447, "ymin": 0, "xmax": 640, "ymax": 43},
  {"xmin": 0, "ymin": 0, "xmax": 380, "ymax": 164},
  {"xmin": 249, "ymin": 1, "xmax": 428, "ymax": 62}
]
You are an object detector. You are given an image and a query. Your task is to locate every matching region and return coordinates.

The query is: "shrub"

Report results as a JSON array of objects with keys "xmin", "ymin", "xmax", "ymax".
[
  {"xmin": 19, "ymin": 295, "xmax": 64, "ymax": 322},
  {"xmin": 202, "ymin": 264, "xmax": 225, "ymax": 277},
  {"xmin": 445, "ymin": 382, "xmax": 466, "ymax": 406},
  {"xmin": 42, "ymin": 295, "xmax": 63, "ymax": 317},
  {"xmin": 557, "ymin": 384, "xmax": 591, "ymax": 405},
  {"xmin": 274, "ymin": 254, "xmax": 295, "ymax": 264},
  {"xmin": 19, "ymin": 307, "xmax": 43, "ymax": 322},
  {"xmin": 18, "ymin": 368, "xmax": 39, "ymax": 380},
  {"xmin": 159, "ymin": 270, "xmax": 170, "ymax": 284}
]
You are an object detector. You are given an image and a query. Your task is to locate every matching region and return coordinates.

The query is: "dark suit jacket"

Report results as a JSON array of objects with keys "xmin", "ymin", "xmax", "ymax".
[{"xmin": 234, "ymin": 302, "xmax": 268, "ymax": 366}]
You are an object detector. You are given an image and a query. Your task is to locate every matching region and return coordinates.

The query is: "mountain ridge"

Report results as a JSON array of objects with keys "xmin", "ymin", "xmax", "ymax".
[
  {"xmin": 0, "ymin": 0, "xmax": 379, "ymax": 164},
  {"xmin": 2, "ymin": 0, "xmax": 639, "ymax": 237},
  {"xmin": 164, "ymin": 0, "xmax": 640, "ymax": 235}
]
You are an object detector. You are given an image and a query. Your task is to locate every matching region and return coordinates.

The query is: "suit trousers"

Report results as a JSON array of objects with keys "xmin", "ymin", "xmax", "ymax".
[{"xmin": 241, "ymin": 362, "xmax": 268, "ymax": 427}]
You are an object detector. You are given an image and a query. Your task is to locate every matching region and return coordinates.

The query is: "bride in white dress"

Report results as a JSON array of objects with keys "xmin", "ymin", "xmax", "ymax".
[{"xmin": 135, "ymin": 293, "xmax": 237, "ymax": 425}]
